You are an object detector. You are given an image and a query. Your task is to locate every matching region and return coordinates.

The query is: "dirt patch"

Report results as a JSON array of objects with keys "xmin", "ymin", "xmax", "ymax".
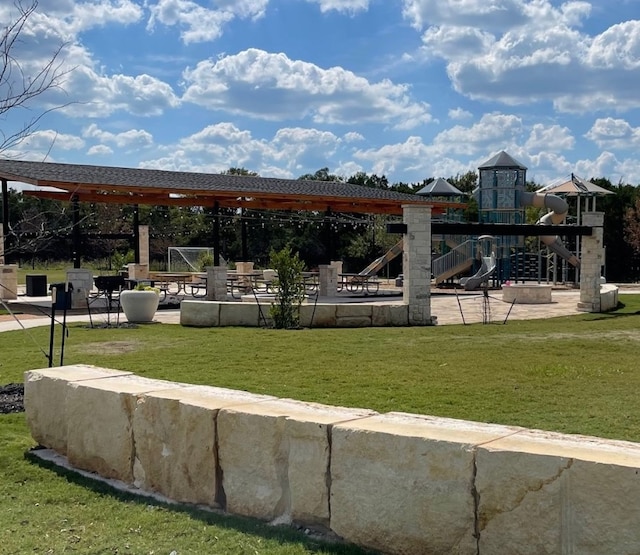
[
  {"xmin": 0, "ymin": 383, "xmax": 24, "ymax": 414},
  {"xmin": 76, "ymin": 340, "xmax": 142, "ymax": 355}
]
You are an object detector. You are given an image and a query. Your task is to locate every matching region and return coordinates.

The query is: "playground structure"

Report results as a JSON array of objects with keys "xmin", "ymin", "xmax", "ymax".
[{"xmin": 359, "ymin": 151, "xmax": 592, "ymax": 291}]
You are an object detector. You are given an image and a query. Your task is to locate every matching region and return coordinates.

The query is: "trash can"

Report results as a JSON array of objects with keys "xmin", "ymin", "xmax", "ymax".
[
  {"xmin": 26, "ymin": 274, "xmax": 48, "ymax": 297},
  {"xmin": 49, "ymin": 283, "xmax": 73, "ymax": 310}
]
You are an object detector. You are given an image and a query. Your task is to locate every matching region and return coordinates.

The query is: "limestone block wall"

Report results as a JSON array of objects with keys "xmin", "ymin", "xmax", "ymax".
[
  {"xmin": 180, "ymin": 300, "xmax": 411, "ymax": 328},
  {"xmin": 25, "ymin": 365, "xmax": 640, "ymax": 555}
]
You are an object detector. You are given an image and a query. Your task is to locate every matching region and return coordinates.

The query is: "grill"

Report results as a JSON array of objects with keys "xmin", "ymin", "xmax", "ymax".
[{"xmin": 94, "ymin": 275, "xmax": 126, "ymax": 293}]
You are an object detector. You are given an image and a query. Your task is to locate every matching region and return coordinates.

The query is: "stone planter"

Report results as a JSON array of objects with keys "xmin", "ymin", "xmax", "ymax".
[{"xmin": 120, "ymin": 289, "xmax": 159, "ymax": 323}]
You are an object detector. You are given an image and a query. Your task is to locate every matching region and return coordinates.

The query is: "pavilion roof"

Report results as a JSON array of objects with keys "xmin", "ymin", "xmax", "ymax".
[{"xmin": 0, "ymin": 159, "xmax": 465, "ymax": 215}]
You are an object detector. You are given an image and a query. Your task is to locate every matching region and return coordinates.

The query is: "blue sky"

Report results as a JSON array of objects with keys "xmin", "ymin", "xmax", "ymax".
[{"xmin": 3, "ymin": 0, "xmax": 640, "ymax": 187}]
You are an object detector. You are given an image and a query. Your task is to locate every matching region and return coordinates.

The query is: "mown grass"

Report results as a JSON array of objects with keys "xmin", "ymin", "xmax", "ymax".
[{"xmin": 2, "ymin": 295, "xmax": 640, "ymax": 553}]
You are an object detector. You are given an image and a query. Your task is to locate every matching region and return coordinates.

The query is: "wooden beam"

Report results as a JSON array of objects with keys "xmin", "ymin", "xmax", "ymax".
[{"xmin": 24, "ymin": 189, "xmax": 463, "ymax": 216}]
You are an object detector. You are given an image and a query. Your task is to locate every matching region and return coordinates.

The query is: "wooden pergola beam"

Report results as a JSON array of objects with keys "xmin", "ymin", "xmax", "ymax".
[{"xmin": 24, "ymin": 189, "xmax": 465, "ymax": 215}]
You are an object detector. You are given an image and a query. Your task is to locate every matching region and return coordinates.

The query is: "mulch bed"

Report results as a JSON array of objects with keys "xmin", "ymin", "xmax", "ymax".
[{"xmin": 0, "ymin": 383, "xmax": 25, "ymax": 414}]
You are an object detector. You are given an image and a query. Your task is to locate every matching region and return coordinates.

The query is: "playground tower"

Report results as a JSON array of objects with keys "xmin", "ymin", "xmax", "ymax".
[
  {"xmin": 476, "ymin": 151, "xmax": 527, "ymax": 225},
  {"xmin": 475, "ymin": 151, "xmax": 528, "ymax": 280}
]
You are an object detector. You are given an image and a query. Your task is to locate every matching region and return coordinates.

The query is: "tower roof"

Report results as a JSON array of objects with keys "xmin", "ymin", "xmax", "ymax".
[
  {"xmin": 416, "ymin": 177, "xmax": 464, "ymax": 197},
  {"xmin": 478, "ymin": 151, "xmax": 527, "ymax": 170}
]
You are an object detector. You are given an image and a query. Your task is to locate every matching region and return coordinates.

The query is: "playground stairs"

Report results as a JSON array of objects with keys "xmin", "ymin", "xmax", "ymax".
[{"xmin": 432, "ymin": 239, "xmax": 475, "ymax": 285}]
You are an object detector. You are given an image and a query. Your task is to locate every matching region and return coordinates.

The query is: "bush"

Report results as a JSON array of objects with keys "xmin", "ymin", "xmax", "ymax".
[{"xmin": 268, "ymin": 246, "xmax": 306, "ymax": 329}]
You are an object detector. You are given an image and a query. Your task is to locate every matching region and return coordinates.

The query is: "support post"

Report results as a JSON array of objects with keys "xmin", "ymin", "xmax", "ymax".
[
  {"xmin": 71, "ymin": 194, "xmax": 81, "ymax": 269},
  {"xmin": 1, "ymin": 179, "xmax": 9, "ymax": 264},
  {"xmin": 402, "ymin": 204, "xmax": 433, "ymax": 325},
  {"xmin": 213, "ymin": 202, "xmax": 220, "ymax": 266},
  {"xmin": 241, "ymin": 208, "xmax": 248, "ymax": 260},
  {"xmin": 578, "ymin": 212, "xmax": 605, "ymax": 312},
  {"xmin": 133, "ymin": 204, "xmax": 140, "ymax": 263}
]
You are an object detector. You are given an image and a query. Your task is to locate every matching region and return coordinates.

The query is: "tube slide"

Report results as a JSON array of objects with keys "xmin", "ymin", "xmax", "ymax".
[
  {"xmin": 520, "ymin": 191, "xmax": 580, "ymax": 267},
  {"xmin": 459, "ymin": 252, "xmax": 496, "ymax": 290}
]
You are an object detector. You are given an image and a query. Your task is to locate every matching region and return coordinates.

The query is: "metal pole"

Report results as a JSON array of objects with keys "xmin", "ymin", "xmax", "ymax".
[
  {"xmin": 241, "ymin": 208, "xmax": 248, "ymax": 260},
  {"xmin": 71, "ymin": 194, "xmax": 81, "ymax": 268},
  {"xmin": 213, "ymin": 202, "xmax": 220, "ymax": 266},
  {"xmin": 133, "ymin": 204, "xmax": 140, "ymax": 263},
  {"xmin": 2, "ymin": 179, "xmax": 9, "ymax": 264}
]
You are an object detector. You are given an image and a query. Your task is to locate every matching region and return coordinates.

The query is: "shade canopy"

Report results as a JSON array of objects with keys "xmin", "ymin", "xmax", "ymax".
[
  {"xmin": 0, "ymin": 159, "xmax": 465, "ymax": 216},
  {"xmin": 539, "ymin": 174, "xmax": 614, "ymax": 197}
]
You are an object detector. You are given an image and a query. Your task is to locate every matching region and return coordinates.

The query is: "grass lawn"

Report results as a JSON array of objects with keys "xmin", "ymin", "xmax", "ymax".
[{"xmin": 2, "ymin": 294, "xmax": 640, "ymax": 553}]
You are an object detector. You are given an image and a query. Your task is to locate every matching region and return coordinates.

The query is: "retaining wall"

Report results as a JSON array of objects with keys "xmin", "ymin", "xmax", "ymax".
[
  {"xmin": 25, "ymin": 365, "xmax": 640, "ymax": 555},
  {"xmin": 180, "ymin": 299, "xmax": 414, "ymax": 327}
]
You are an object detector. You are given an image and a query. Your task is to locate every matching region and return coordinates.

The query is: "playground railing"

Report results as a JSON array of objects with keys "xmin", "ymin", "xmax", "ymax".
[{"xmin": 432, "ymin": 239, "xmax": 476, "ymax": 282}]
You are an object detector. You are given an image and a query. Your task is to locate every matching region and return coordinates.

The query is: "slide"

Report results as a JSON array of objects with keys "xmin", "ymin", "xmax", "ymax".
[
  {"xmin": 358, "ymin": 239, "xmax": 403, "ymax": 276},
  {"xmin": 459, "ymin": 252, "xmax": 497, "ymax": 291},
  {"xmin": 520, "ymin": 191, "xmax": 580, "ymax": 267}
]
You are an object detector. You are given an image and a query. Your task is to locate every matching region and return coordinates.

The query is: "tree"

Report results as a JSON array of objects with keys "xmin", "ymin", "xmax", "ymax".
[
  {"xmin": 1, "ymin": 0, "xmax": 71, "ymax": 153},
  {"xmin": 1, "ymin": 1, "xmax": 73, "ymax": 263}
]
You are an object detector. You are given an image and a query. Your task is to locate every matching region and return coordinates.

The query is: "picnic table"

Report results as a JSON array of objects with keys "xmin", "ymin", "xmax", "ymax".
[{"xmin": 338, "ymin": 273, "xmax": 380, "ymax": 294}]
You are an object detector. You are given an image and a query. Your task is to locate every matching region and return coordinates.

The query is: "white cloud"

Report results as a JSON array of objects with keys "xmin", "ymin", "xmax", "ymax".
[
  {"xmin": 182, "ymin": 48, "xmax": 432, "ymax": 128},
  {"xmin": 403, "ymin": 0, "xmax": 640, "ymax": 114},
  {"xmin": 58, "ymin": 66, "xmax": 180, "ymax": 117},
  {"xmin": 19, "ymin": 129, "xmax": 85, "ymax": 151},
  {"xmin": 525, "ymin": 124, "xmax": 575, "ymax": 151},
  {"xmin": 146, "ymin": 0, "xmax": 267, "ymax": 44},
  {"xmin": 305, "ymin": 0, "xmax": 370, "ymax": 14},
  {"xmin": 87, "ymin": 144, "xmax": 114, "ymax": 155},
  {"xmin": 585, "ymin": 117, "xmax": 640, "ymax": 149},
  {"xmin": 82, "ymin": 124, "xmax": 154, "ymax": 149},
  {"xmin": 344, "ymin": 131, "xmax": 364, "ymax": 142},
  {"xmin": 433, "ymin": 113, "xmax": 524, "ymax": 155},
  {"xmin": 402, "ymin": 0, "xmax": 530, "ymax": 32},
  {"xmin": 448, "ymin": 107, "xmax": 472, "ymax": 120}
]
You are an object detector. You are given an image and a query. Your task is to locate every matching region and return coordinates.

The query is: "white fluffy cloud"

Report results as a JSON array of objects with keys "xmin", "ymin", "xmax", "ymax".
[
  {"xmin": 146, "ymin": 0, "xmax": 267, "ymax": 44},
  {"xmin": 182, "ymin": 48, "xmax": 432, "ymax": 128},
  {"xmin": 305, "ymin": 0, "xmax": 370, "ymax": 14},
  {"xmin": 403, "ymin": 0, "xmax": 640, "ymax": 114},
  {"xmin": 83, "ymin": 124, "xmax": 154, "ymax": 149},
  {"xmin": 585, "ymin": 118, "xmax": 640, "ymax": 149}
]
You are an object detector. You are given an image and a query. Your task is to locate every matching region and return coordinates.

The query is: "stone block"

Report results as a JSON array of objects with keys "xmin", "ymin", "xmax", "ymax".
[
  {"xmin": 502, "ymin": 284, "xmax": 552, "ymax": 304},
  {"xmin": 24, "ymin": 365, "xmax": 132, "ymax": 455},
  {"xmin": 65, "ymin": 374, "xmax": 181, "ymax": 482},
  {"xmin": 300, "ymin": 303, "xmax": 336, "ymax": 327},
  {"xmin": 133, "ymin": 385, "xmax": 276, "ymax": 506},
  {"xmin": 180, "ymin": 300, "xmax": 220, "ymax": 327},
  {"xmin": 217, "ymin": 399, "xmax": 376, "ymax": 524},
  {"xmin": 372, "ymin": 304, "xmax": 408, "ymax": 326},
  {"xmin": 476, "ymin": 429, "xmax": 640, "ymax": 555},
  {"xmin": 219, "ymin": 302, "xmax": 262, "ymax": 326},
  {"xmin": 336, "ymin": 304, "xmax": 372, "ymax": 319},
  {"xmin": 330, "ymin": 413, "xmax": 520, "ymax": 555}
]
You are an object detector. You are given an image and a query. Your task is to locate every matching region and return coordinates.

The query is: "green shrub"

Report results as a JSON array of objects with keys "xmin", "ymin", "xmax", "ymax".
[{"xmin": 268, "ymin": 246, "xmax": 306, "ymax": 329}]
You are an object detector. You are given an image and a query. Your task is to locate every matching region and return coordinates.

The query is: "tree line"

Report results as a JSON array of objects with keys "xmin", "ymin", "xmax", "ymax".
[{"xmin": 2, "ymin": 168, "xmax": 640, "ymax": 282}]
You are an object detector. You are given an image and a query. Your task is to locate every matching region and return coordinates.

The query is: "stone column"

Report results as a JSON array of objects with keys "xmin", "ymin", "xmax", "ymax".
[
  {"xmin": 318, "ymin": 264, "xmax": 337, "ymax": 297},
  {"xmin": 0, "ymin": 264, "xmax": 18, "ymax": 300},
  {"xmin": 66, "ymin": 268, "xmax": 94, "ymax": 309},
  {"xmin": 329, "ymin": 260, "xmax": 343, "ymax": 275},
  {"xmin": 127, "ymin": 263, "xmax": 149, "ymax": 280},
  {"xmin": 403, "ymin": 205, "xmax": 432, "ymax": 325},
  {"xmin": 138, "ymin": 225, "xmax": 150, "ymax": 266},
  {"xmin": 207, "ymin": 266, "xmax": 228, "ymax": 301},
  {"xmin": 578, "ymin": 212, "xmax": 604, "ymax": 312}
]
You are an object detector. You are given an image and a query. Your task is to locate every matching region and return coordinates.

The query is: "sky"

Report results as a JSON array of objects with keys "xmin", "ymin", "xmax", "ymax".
[{"xmin": 2, "ymin": 0, "xmax": 640, "ymax": 189}]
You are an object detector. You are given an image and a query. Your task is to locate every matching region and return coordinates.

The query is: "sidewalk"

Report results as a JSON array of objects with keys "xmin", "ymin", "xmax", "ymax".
[{"xmin": 1, "ymin": 285, "xmax": 619, "ymax": 332}]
